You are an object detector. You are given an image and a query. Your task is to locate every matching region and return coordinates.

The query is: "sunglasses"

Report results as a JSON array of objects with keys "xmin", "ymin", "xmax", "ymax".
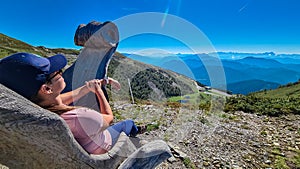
[{"xmin": 46, "ymin": 69, "xmax": 63, "ymax": 83}]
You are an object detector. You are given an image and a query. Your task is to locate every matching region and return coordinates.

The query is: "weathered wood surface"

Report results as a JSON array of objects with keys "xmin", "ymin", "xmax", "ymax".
[
  {"xmin": 62, "ymin": 21, "xmax": 119, "ymax": 108},
  {"xmin": 0, "ymin": 84, "xmax": 171, "ymax": 169}
]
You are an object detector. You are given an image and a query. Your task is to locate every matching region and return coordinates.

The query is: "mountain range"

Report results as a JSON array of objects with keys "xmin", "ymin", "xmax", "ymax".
[{"xmin": 122, "ymin": 52, "xmax": 300, "ymax": 95}]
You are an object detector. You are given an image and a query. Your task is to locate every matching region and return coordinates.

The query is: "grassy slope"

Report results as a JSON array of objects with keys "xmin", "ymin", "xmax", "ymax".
[
  {"xmin": 0, "ymin": 33, "xmax": 79, "ymax": 59},
  {"xmin": 250, "ymin": 81, "xmax": 300, "ymax": 98},
  {"xmin": 0, "ymin": 33, "xmax": 46, "ymax": 58},
  {"xmin": 225, "ymin": 81, "xmax": 300, "ymax": 116}
]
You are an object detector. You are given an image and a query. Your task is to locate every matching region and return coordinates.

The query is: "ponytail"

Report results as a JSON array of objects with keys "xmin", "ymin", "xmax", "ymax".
[
  {"xmin": 46, "ymin": 105, "xmax": 76, "ymax": 115},
  {"xmin": 30, "ymin": 95, "xmax": 76, "ymax": 115}
]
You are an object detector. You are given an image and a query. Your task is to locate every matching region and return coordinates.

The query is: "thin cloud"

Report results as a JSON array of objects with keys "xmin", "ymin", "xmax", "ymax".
[{"xmin": 239, "ymin": 2, "xmax": 249, "ymax": 13}]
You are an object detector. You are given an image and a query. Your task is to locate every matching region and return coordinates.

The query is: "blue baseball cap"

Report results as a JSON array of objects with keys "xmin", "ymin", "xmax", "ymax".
[{"xmin": 0, "ymin": 52, "xmax": 67, "ymax": 99}]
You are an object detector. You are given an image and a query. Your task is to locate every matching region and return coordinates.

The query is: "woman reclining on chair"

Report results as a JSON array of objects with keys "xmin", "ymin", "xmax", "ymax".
[{"xmin": 0, "ymin": 52, "xmax": 142, "ymax": 154}]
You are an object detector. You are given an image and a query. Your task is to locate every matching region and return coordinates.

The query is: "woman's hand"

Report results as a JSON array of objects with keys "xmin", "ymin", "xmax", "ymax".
[
  {"xmin": 85, "ymin": 78, "xmax": 121, "ymax": 93},
  {"xmin": 85, "ymin": 79, "xmax": 104, "ymax": 94}
]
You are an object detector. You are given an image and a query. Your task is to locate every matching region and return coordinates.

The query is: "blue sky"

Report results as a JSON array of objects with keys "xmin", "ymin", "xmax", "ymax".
[{"xmin": 1, "ymin": 0, "xmax": 300, "ymax": 54}]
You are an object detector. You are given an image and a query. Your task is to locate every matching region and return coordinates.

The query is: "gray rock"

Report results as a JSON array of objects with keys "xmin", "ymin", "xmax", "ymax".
[
  {"xmin": 167, "ymin": 156, "xmax": 177, "ymax": 163},
  {"xmin": 0, "ymin": 84, "xmax": 171, "ymax": 169},
  {"xmin": 167, "ymin": 143, "xmax": 188, "ymax": 159},
  {"xmin": 264, "ymin": 160, "xmax": 271, "ymax": 164}
]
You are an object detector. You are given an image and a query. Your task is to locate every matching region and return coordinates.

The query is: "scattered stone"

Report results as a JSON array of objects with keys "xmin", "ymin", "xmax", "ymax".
[
  {"xmin": 213, "ymin": 160, "xmax": 220, "ymax": 165},
  {"xmin": 264, "ymin": 160, "xmax": 271, "ymax": 164},
  {"xmin": 252, "ymin": 142, "xmax": 261, "ymax": 148},
  {"xmin": 167, "ymin": 156, "xmax": 177, "ymax": 163},
  {"xmin": 167, "ymin": 143, "xmax": 187, "ymax": 159},
  {"xmin": 203, "ymin": 161, "xmax": 209, "ymax": 166},
  {"xmin": 245, "ymin": 158, "xmax": 251, "ymax": 162},
  {"xmin": 232, "ymin": 165, "xmax": 242, "ymax": 169}
]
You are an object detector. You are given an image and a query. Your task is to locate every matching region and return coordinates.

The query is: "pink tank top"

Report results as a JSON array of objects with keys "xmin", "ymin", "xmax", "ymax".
[{"xmin": 60, "ymin": 107, "xmax": 112, "ymax": 154}]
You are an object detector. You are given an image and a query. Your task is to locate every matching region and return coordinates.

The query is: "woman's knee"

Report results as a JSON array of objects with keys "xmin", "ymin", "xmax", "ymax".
[
  {"xmin": 124, "ymin": 119, "xmax": 134, "ymax": 123},
  {"xmin": 124, "ymin": 119, "xmax": 135, "ymax": 127}
]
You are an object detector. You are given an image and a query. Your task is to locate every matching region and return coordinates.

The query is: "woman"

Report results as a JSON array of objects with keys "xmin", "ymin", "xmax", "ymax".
[{"xmin": 0, "ymin": 52, "xmax": 141, "ymax": 154}]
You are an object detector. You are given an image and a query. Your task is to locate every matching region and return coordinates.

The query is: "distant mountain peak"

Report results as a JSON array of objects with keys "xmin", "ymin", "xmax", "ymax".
[{"xmin": 238, "ymin": 56, "xmax": 282, "ymax": 65}]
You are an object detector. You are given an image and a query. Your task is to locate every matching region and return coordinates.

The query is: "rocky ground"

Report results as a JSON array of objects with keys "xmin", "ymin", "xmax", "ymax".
[
  {"xmin": 113, "ymin": 102, "xmax": 300, "ymax": 169},
  {"xmin": 1, "ymin": 102, "xmax": 299, "ymax": 169}
]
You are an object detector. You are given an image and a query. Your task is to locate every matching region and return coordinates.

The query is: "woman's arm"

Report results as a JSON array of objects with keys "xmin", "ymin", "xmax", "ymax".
[
  {"xmin": 85, "ymin": 79, "xmax": 114, "ymax": 125},
  {"xmin": 60, "ymin": 85, "xmax": 90, "ymax": 106},
  {"xmin": 61, "ymin": 77, "xmax": 120, "ymax": 106}
]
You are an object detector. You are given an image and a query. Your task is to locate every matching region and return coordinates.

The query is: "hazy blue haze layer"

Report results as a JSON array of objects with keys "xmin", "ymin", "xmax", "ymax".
[{"xmin": 123, "ymin": 52, "xmax": 300, "ymax": 94}]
